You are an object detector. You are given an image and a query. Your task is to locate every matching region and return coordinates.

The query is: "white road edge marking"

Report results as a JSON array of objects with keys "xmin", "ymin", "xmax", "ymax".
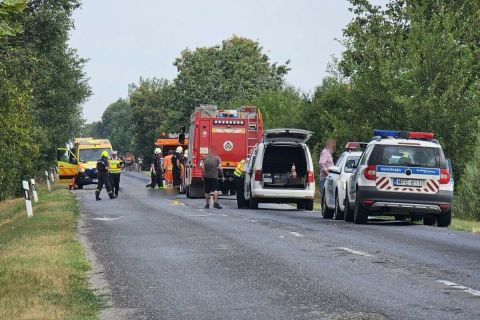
[
  {"xmin": 93, "ymin": 216, "xmax": 123, "ymax": 221},
  {"xmin": 289, "ymin": 231, "xmax": 304, "ymax": 238},
  {"xmin": 437, "ymin": 280, "xmax": 480, "ymax": 297},
  {"xmin": 338, "ymin": 247, "xmax": 374, "ymax": 257},
  {"xmin": 189, "ymin": 214, "xmax": 217, "ymax": 217},
  {"xmin": 248, "ymin": 219, "xmax": 257, "ymax": 222}
]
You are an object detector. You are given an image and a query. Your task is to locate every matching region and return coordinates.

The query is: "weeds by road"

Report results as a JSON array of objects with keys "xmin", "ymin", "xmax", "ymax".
[{"xmin": 0, "ymin": 184, "xmax": 100, "ymax": 320}]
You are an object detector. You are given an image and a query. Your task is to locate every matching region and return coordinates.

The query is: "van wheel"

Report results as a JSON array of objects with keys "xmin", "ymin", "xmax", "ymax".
[
  {"xmin": 354, "ymin": 196, "xmax": 368, "ymax": 224},
  {"xmin": 304, "ymin": 200, "xmax": 314, "ymax": 211},
  {"xmin": 344, "ymin": 192, "xmax": 354, "ymax": 222},
  {"xmin": 250, "ymin": 197, "xmax": 259, "ymax": 209},
  {"xmin": 423, "ymin": 214, "xmax": 436, "ymax": 226},
  {"xmin": 297, "ymin": 202, "xmax": 305, "ymax": 210},
  {"xmin": 321, "ymin": 192, "xmax": 334, "ymax": 219},
  {"xmin": 437, "ymin": 210, "xmax": 451, "ymax": 227},
  {"xmin": 237, "ymin": 191, "xmax": 246, "ymax": 209},
  {"xmin": 333, "ymin": 192, "xmax": 344, "ymax": 220}
]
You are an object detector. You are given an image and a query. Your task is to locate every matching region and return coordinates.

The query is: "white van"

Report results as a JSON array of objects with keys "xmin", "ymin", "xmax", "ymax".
[{"xmin": 242, "ymin": 129, "xmax": 316, "ymax": 210}]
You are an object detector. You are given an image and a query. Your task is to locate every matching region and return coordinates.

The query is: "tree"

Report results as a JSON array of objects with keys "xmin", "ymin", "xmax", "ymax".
[
  {"xmin": 167, "ymin": 36, "xmax": 290, "ymax": 129},
  {"xmin": 100, "ymin": 99, "xmax": 134, "ymax": 154},
  {"xmin": 0, "ymin": 0, "xmax": 27, "ymax": 36}
]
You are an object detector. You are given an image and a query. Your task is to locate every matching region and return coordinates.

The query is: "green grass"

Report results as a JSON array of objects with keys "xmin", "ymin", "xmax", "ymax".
[
  {"xmin": 314, "ymin": 200, "xmax": 480, "ymax": 232},
  {"xmin": 0, "ymin": 184, "xmax": 101, "ymax": 320}
]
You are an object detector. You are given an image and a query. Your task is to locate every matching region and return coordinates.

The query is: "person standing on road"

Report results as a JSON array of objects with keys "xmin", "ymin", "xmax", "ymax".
[
  {"xmin": 146, "ymin": 148, "xmax": 163, "ymax": 189},
  {"xmin": 109, "ymin": 151, "xmax": 122, "ymax": 198},
  {"xmin": 233, "ymin": 157, "xmax": 249, "ymax": 208},
  {"xmin": 95, "ymin": 151, "xmax": 115, "ymax": 201},
  {"xmin": 163, "ymin": 150, "xmax": 174, "ymax": 187},
  {"xmin": 172, "ymin": 146, "xmax": 184, "ymax": 189},
  {"xmin": 319, "ymin": 139, "xmax": 336, "ymax": 196},
  {"xmin": 203, "ymin": 147, "xmax": 223, "ymax": 209}
]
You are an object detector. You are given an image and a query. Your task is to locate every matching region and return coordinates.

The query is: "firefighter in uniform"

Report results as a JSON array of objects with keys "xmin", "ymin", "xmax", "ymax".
[
  {"xmin": 96, "ymin": 151, "xmax": 115, "ymax": 200},
  {"xmin": 147, "ymin": 148, "xmax": 163, "ymax": 189},
  {"xmin": 234, "ymin": 157, "xmax": 249, "ymax": 208},
  {"xmin": 109, "ymin": 150, "xmax": 122, "ymax": 198},
  {"xmin": 172, "ymin": 146, "xmax": 184, "ymax": 189}
]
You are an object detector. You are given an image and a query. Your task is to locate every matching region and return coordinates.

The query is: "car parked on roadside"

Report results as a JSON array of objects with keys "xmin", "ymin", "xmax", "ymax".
[
  {"xmin": 322, "ymin": 142, "xmax": 364, "ymax": 220},
  {"xmin": 242, "ymin": 129, "xmax": 315, "ymax": 211},
  {"xmin": 345, "ymin": 130, "xmax": 453, "ymax": 227}
]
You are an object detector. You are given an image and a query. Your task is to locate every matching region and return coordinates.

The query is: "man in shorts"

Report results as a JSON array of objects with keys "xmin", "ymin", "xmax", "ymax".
[{"xmin": 203, "ymin": 147, "xmax": 223, "ymax": 209}]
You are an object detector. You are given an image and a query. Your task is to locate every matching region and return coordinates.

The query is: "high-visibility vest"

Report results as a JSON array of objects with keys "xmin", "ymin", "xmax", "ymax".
[
  {"xmin": 109, "ymin": 160, "xmax": 122, "ymax": 174},
  {"xmin": 234, "ymin": 159, "xmax": 246, "ymax": 177}
]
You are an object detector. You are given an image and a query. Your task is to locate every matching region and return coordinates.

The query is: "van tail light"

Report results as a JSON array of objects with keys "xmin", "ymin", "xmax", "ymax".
[
  {"xmin": 307, "ymin": 171, "xmax": 314, "ymax": 183},
  {"xmin": 363, "ymin": 165, "xmax": 376, "ymax": 180},
  {"xmin": 255, "ymin": 170, "xmax": 262, "ymax": 182},
  {"xmin": 439, "ymin": 168, "xmax": 450, "ymax": 184}
]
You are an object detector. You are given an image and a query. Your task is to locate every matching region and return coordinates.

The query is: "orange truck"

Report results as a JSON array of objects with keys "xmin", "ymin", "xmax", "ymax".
[{"xmin": 183, "ymin": 105, "xmax": 263, "ymax": 198}]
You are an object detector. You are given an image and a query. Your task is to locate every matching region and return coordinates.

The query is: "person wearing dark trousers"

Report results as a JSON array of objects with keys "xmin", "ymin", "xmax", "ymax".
[
  {"xmin": 172, "ymin": 146, "xmax": 184, "ymax": 189},
  {"xmin": 203, "ymin": 147, "xmax": 223, "ymax": 209},
  {"xmin": 96, "ymin": 151, "xmax": 114, "ymax": 201},
  {"xmin": 109, "ymin": 150, "xmax": 122, "ymax": 198},
  {"xmin": 146, "ymin": 148, "xmax": 163, "ymax": 189},
  {"xmin": 233, "ymin": 157, "xmax": 249, "ymax": 208}
]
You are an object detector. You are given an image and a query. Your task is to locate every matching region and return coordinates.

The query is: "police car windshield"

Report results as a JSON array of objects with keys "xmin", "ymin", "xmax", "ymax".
[
  {"xmin": 373, "ymin": 145, "xmax": 440, "ymax": 168},
  {"xmin": 79, "ymin": 149, "xmax": 110, "ymax": 162}
]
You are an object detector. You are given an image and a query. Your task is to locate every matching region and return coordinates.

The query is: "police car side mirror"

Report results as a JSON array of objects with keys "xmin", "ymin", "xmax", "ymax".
[{"xmin": 328, "ymin": 166, "xmax": 340, "ymax": 174}]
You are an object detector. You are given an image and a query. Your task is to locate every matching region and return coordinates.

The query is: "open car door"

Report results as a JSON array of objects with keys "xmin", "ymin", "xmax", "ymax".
[
  {"xmin": 263, "ymin": 129, "xmax": 312, "ymax": 144},
  {"xmin": 57, "ymin": 148, "xmax": 78, "ymax": 184}
]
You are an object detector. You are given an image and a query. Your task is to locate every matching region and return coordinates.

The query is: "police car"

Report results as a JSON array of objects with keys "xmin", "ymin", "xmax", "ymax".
[
  {"xmin": 345, "ymin": 130, "xmax": 453, "ymax": 227},
  {"xmin": 322, "ymin": 142, "xmax": 364, "ymax": 220}
]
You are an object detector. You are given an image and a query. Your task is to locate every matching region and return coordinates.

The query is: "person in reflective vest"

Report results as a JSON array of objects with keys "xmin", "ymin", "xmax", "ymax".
[
  {"xmin": 234, "ymin": 157, "xmax": 249, "ymax": 208},
  {"xmin": 109, "ymin": 150, "xmax": 122, "ymax": 198},
  {"xmin": 96, "ymin": 151, "xmax": 114, "ymax": 201},
  {"xmin": 163, "ymin": 150, "xmax": 174, "ymax": 187}
]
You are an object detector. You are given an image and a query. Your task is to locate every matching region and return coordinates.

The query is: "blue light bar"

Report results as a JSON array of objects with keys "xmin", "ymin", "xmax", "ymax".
[{"xmin": 373, "ymin": 129, "xmax": 400, "ymax": 137}]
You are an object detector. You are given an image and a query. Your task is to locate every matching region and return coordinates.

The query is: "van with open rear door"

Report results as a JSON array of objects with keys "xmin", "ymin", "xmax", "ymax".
[{"xmin": 242, "ymin": 129, "xmax": 315, "ymax": 210}]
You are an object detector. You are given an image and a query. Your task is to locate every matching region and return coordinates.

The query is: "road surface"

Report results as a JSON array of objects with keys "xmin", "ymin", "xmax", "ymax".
[{"xmin": 76, "ymin": 172, "xmax": 480, "ymax": 320}]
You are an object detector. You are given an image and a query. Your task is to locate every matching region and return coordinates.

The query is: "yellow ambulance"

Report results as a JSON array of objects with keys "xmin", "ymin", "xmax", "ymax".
[{"xmin": 57, "ymin": 138, "xmax": 113, "ymax": 189}]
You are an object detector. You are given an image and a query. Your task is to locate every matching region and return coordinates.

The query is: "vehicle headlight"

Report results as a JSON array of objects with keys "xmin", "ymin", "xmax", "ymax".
[{"xmin": 79, "ymin": 168, "xmax": 85, "ymax": 173}]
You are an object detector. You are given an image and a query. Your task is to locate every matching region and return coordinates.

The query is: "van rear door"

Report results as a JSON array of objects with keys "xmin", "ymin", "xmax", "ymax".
[{"xmin": 263, "ymin": 129, "xmax": 312, "ymax": 144}]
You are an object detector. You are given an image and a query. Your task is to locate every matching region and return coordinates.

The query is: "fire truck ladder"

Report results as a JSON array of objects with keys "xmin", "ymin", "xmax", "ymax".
[{"xmin": 247, "ymin": 116, "xmax": 259, "ymax": 155}]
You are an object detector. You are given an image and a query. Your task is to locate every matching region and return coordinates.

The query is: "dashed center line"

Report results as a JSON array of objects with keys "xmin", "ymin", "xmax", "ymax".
[
  {"xmin": 338, "ymin": 247, "xmax": 374, "ymax": 257},
  {"xmin": 289, "ymin": 232, "xmax": 304, "ymax": 238},
  {"xmin": 437, "ymin": 280, "xmax": 480, "ymax": 297}
]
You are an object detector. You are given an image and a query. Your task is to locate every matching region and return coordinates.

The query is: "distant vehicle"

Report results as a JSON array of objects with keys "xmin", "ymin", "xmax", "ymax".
[
  {"xmin": 57, "ymin": 138, "xmax": 113, "ymax": 189},
  {"xmin": 183, "ymin": 105, "xmax": 263, "ymax": 198},
  {"xmin": 242, "ymin": 129, "xmax": 315, "ymax": 211},
  {"xmin": 322, "ymin": 142, "xmax": 365, "ymax": 220},
  {"xmin": 346, "ymin": 130, "xmax": 453, "ymax": 227}
]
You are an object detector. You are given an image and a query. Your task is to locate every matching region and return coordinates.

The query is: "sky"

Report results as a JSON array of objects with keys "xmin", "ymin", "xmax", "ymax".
[{"xmin": 69, "ymin": 0, "xmax": 387, "ymax": 123}]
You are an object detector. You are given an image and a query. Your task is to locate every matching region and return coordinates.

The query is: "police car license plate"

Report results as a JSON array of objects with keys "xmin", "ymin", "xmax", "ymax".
[{"xmin": 393, "ymin": 178, "xmax": 422, "ymax": 187}]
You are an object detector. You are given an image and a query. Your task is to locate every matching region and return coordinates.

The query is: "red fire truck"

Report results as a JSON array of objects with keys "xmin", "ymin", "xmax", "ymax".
[{"xmin": 183, "ymin": 105, "xmax": 263, "ymax": 198}]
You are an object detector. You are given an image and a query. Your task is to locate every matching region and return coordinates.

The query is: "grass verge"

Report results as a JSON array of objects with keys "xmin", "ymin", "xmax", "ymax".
[
  {"xmin": 313, "ymin": 200, "xmax": 480, "ymax": 233},
  {"xmin": 0, "ymin": 184, "xmax": 100, "ymax": 320}
]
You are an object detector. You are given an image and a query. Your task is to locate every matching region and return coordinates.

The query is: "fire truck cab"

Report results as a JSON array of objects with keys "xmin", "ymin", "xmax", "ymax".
[{"xmin": 183, "ymin": 105, "xmax": 263, "ymax": 198}]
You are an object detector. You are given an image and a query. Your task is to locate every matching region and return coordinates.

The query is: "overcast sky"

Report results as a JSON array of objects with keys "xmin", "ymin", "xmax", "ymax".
[{"xmin": 69, "ymin": 0, "xmax": 386, "ymax": 123}]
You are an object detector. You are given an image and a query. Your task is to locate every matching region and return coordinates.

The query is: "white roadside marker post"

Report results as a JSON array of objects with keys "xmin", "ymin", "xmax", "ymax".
[
  {"xmin": 45, "ymin": 171, "xmax": 51, "ymax": 192},
  {"xmin": 22, "ymin": 180, "xmax": 33, "ymax": 217},
  {"xmin": 50, "ymin": 170, "xmax": 55, "ymax": 182},
  {"xmin": 30, "ymin": 178, "xmax": 39, "ymax": 203}
]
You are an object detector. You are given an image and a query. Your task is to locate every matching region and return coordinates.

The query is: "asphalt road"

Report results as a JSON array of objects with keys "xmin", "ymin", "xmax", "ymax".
[{"xmin": 76, "ymin": 172, "xmax": 480, "ymax": 320}]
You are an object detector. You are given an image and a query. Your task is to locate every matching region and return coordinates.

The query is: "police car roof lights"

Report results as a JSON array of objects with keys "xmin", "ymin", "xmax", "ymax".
[
  {"xmin": 345, "ymin": 142, "xmax": 367, "ymax": 151},
  {"xmin": 372, "ymin": 129, "xmax": 434, "ymax": 140}
]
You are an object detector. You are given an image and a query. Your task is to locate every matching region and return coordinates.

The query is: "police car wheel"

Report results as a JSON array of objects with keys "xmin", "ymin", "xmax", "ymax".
[
  {"xmin": 321, "ymin": 192, "xmax": 334, "ymax": 219},
  {"xmin": 334, "ymin": 192, "xmax": 344, "ymax": 220},
  {"xmin": 304, "ymin": 200, "xmax": 314, "ymax": 211},
  {"xmin": 423, "ymin": 214, "xmax": 436, "ymax": 226},
  {"xmin": 437, "ymin": 210, "xmax": 452, "ymax": 227},
  {"xmin": 353, "ymin": 196, "xmax": 368, "ymax": 224},
  {"xmin": 344, "ymin": 193, "xmax": 354, "ymax": 222}
]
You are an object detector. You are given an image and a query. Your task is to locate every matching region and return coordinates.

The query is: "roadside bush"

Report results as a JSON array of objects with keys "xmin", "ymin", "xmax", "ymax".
[{"xmin": 454, "ymin": 141, "xmax": 480, "ymax": 221}]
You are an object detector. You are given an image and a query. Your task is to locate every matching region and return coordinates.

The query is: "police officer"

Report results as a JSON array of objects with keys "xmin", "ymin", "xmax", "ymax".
[
  {"xmin": 96, "ymin": 151, "xmax": 114, "ymax": 200},
  {"xmin": 109, "ymin": 150, "xmax": 122, "ymax": 198},
  {"xmin": 234, "ymin": 157, "xmax": 249, "ymax": 208},
  {"xmin": 146, "ymin": 148, "xmax": 163, "ymax": 189}
]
